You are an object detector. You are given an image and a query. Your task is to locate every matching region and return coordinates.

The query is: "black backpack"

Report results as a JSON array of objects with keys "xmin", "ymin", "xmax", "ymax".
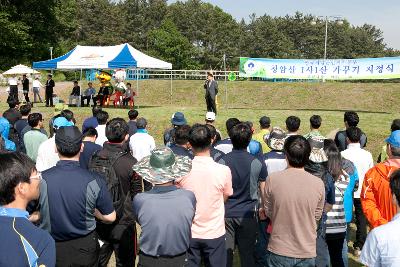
[{"xmin": 88, "ymin": 151, "xmax": 128, "ymax": 220}]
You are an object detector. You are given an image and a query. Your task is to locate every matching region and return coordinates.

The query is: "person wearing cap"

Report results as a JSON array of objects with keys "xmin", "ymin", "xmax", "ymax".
[
  {"xmin": 253, "ymin": 116, "xmax": 271, "ymax": 154},
  {"xmin": 204, "ymin": 70, "xmax": 218, "ymax": 114},
  {"xmin": 205, "ymin": 112, "xmax": 221, "ymax": 142},
  {"xmin": 218, "ymin": 123, "xmax": 267, "ymax": 267},
  {"xmin": 133, "ymin": 148, "xmax": 196, "ymax": 266},
  {"xmin": 94, "ymin": 118, "xmax": 143, "ymax": 267},
  {"xmin": 264, "ymin": 135, "xmax": 325, "ymax": 267},
  {"xmin": 38, "ymin": 126, "xmax": 116, "ymax": 266},
  {"xmin": 95, "ymin": 110, "xmax": 109, "ymax": 147},
  {"xmin": 82, "ymin": 106, "xmax": 102, "ymax": 133},
  {"xmin": 164, "ymin": 112, "xmax": 187, "ymax": 146},
  {"xmin": 129, "ymin": 117, "xmax": 156, "ymax": 161},
  {"xmin": 360, "ymin": 169, "xmax": 400, "ymax": 267},
  {"xmin": 0, "ymin": 152, "xmax": 55, "ymax": 267},
  {"xmin": 24, "ymin": 113, "xmax": 48, "ymax": 162},
  {"xmin": 45, "ymin": 74, "xmax": 55, "ymax": 107},
  {"xmin": 341, "ymin": 126, "xmax": 373, "ymax": 255},
  {"xmin": 169, "ymin": 125, "xmax": 194, "ymax": 159},
  {"xmin": 304, "ymin": 115, "xmax": 325, "ymax": 140},
  {"xmin": 36, "ymin": 117, "xmax": 74, "ymax": 172},
  {"xmin": 176, "ymin": 124, "xmax": 232, "ymax": 267},
  {"xmin": 361, "ymin": 130, "xmax": 400, "ymax": 229}
]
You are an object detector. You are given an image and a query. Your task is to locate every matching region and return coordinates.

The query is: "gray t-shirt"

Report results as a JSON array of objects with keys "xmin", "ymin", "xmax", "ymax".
[{"xmin": 133, "ymin": 185, "xmax": 196, "ymax": 256}]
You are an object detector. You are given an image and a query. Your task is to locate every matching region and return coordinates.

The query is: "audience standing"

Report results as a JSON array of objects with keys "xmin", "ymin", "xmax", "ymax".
[
  {"xmin": 127, "ymin": 109, "xmax": 138, "ymax": 137},
  {"xmin": 219, "ymin": 123, "xmax": 267, "ymax": 267},
  {"xmin": 285, "ymin": 115, "xmax": 301, "ymax": 136},
  {"xmin": 335, "ymin": 111, "xmax": 367, "ymax": 151},
  {"xmin": 129, "ymin": 117, "xmax": 156, "ymax": 161},
  {"xmin": 304, "ymin": 115, "xmax": 325, "ymax": 139},
  {"xmin": 177, "ymin": 124, "xmax": 233, "ymax": 267},
  {"xmin": 79, "ymin": 128, "xmax": 102, "ymax": 169},
  {"xmin": 0, "ymin": 152, "xmax": 55, "ymax": 267},
  {"xmin": 95, "ymin": 110, "xmax": 109, "ymax": 146},
  {"xmin": 253, "ymin": 116, "xmax": 271, "ymax": 153},
  {"xmin": 82, "ymin": 106, "xmax": 101, "ymax": 132},
  {"xmin": 264, "ymin": 135, "xmax": 324, "ymax": 266},
  {"xmin": 39, "ymin": 126, "xmax": 116, "ymax": 266},
  {"xmin": 164, "ymin": 112, "xmax": 187, "ymax": 146},
  {"xmin": 133, "ymin": 148, "xmax": 195, "ymax": 267},
  {"xmin": 24, "ymin": 113, "xmax": 47, "ymax": 162},
  {"xmin": 170, "ymin": 124, "xmax": 194, "ymax": 159}
]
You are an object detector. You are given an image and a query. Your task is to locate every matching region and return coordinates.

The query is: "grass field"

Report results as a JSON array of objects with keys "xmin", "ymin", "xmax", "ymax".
[{"xmin": 2, "ymin": 79, "xmax": 397, "ymax": 266}]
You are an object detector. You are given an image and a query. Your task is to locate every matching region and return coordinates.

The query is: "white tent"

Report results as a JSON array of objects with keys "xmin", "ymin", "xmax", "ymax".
[
  {"xmin": 2, "ymin": 64, "xmax": 40, "ymax": 76},
  {"xmin": 33, "ymin": 43, "xmax": 172, "ymax": 70}
]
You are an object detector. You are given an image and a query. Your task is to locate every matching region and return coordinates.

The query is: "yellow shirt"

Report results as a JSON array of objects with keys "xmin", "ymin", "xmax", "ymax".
[{"xmin": 253, "ymin": 129, "xmax": 270, "ymax": 153}]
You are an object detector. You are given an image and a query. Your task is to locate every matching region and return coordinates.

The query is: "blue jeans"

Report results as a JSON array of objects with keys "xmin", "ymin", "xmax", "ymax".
[
  {"xmin": 341, "ymin": 223, "xmax": 350, "ymax": 267},
  {"xmin": 267, "ymin": 251, "xmax": 315, "ymax": 267},
  {"xmin": 316, "ymin": 214, "xmax": 329, "ymax": 267}
]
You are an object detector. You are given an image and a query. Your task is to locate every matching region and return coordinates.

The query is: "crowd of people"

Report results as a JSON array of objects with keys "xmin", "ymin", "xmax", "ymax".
[
  {"xmin": 0, "ymin": 98, "xmax": 400, "ymax": 267},
  {"xmin": 6, "ymin": 74, "xmax": 136, "ymax": 109}
]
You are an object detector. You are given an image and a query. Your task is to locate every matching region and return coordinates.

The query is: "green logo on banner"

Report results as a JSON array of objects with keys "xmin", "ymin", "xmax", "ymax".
[{"xmin": 228, "ymin": 72, "xmax": 236, "ymax": 81}]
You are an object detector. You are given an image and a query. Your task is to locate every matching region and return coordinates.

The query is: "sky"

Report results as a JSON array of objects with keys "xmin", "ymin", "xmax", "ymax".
[{"xmin": 168, "ymin": 0, "xmax": 400, "ymax": 50}]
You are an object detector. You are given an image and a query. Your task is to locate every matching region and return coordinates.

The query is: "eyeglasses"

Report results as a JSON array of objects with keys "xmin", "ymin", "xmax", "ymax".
[{"xmin": 30, "ymin": 172, "xmax": 42, "ymax": 181}]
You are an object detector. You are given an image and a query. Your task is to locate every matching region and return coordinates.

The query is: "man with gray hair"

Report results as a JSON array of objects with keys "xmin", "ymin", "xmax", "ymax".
[{"xmin": 129, "ymin": 117, "xmax": 156, "ymax": 161}]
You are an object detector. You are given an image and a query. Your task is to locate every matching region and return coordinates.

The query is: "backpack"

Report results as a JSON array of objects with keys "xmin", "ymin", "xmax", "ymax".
[{"xmin": 88, "ymin": 151, "xmax": 128, "ymax": 220}]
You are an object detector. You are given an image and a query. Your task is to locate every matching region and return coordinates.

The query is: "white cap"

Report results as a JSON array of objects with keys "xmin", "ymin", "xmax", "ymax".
[{"xmin": 205, "ymin": 112, "xmax": 216, "ymax": 121}]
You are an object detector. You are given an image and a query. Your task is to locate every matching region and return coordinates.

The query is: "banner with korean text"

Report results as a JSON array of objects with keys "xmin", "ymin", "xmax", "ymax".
[{"xmin": 239, "ymin": 57, "xmax": 400, "ymax": 80}]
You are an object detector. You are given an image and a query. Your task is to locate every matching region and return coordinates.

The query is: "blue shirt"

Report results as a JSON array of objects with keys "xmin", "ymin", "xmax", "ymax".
[
  {"xmin": 133, "ymin": 185, "xmax": 196, "ymax": 256},
  {"xmin": 82, "ymin": 116, "xmax": 99, "ymax": 133},
  {"xmin": 219, "ymin": 149, "xmax": 267, "ymax": 218},
  {"xmin": 79, "ymin": 141, "xmax": 102, "ymax": 169},
  {"xmin": 342, "ymin": 159, "xmax": 359, "ymax": 222},
  {"xmin": 39, "ymin": 160, "xmax": 114, "ymax": 241},
  {"xmin": 0, "ymin": 207, "xmax": 55, "ymax": 267}
]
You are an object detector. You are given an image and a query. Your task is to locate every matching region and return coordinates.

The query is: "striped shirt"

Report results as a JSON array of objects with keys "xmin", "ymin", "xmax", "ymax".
[{"xmin": 326, "ymin": 172, "xmax": 350, "ymax": 234}]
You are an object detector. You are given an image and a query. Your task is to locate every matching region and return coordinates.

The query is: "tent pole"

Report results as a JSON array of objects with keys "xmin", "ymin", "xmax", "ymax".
[
  {"xmin": 170, "ymin": 70, "xmax": 172, "ymax": 105},
  {"xmin": 136, "ymin": 68, "xmax": 139, "ymax": 109},
  {"xmin": 80, "ymin": 69, "xmax": 83, "ymax": 106}
]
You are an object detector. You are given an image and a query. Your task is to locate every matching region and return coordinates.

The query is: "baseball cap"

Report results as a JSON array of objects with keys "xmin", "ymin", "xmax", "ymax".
[
  {"xmin": 53, "ymin": 117, "xmax": 74, "ymax": 130},
  {"xmin": 205, "ymin": 112, "xmax": 216, "ymax": 121},
  {"xmin": 55, "ymin": 126, "xmax": 82, "ymax": 147},
  {"xmin": 386, "ymin": 130, "xmax": 400, "ymax": 148}
]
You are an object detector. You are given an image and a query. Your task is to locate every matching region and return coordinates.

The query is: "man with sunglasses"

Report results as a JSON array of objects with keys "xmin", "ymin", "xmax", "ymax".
[{"xmin": 0, "ymin": 152, "xmax": 55, "ymax": 267}]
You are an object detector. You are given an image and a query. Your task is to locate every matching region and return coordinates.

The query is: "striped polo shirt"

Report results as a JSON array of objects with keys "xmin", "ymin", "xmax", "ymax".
[{"xmin": 326, "ymin": 173, "xmax": 350, "ymax": 234}]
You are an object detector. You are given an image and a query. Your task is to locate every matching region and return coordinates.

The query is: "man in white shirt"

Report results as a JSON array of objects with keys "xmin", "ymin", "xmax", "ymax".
[
  {"xmin": 341, "ymin": 126, "xmax": 374, "ymax": 255},
  {"xmin": 32, "ymin": 77, "xmax": 43, "ymax": 103},
  {"xmin": 36, "ymin": 117, "xmax": 74, "ymax": 172},
  {"xmin": 360, "ymin": 169, "xmax": 400, "ymax": 266},
  {"xmin": 95, "ymin": 110, "xmax": 109, "ymax": 146},
  {"xmin": 129, "ymin": 117, "xmax": 155, "ymax": 161}
]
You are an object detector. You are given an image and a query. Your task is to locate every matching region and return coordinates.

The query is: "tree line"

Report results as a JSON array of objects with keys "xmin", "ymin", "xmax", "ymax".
[{"xmin": 1, "ymin": 0, "xmax": 399, "ymax": 71}]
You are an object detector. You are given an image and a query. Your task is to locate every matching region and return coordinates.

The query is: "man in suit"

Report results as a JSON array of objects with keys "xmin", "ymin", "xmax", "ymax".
[
  {"xmin": 45, "ymin": 74, "xmax": 55, "ymax": 107},
  {"xmin": 204, "ymin": 70, "xmax": 218, "ymax": 115},
  {"xmin": 22, "ymin": 74, "xmax": 30, "ymax": 104}
]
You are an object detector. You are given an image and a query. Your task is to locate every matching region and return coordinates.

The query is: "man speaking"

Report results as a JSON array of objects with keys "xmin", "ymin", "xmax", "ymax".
[{"xmin": 204, "ymin": 70, "xmax": 218, "ymax": 115}]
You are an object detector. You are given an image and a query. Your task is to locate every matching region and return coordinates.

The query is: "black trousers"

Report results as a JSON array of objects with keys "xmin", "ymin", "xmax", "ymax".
[
  {"xmin": 81, "ymin": 95, "xmax": 92, "ymax": 107},
  {"xmin": 23, "ymin": 92, "xmax": 30, "ymax": 103},
  {"xmin": 188, "ymin": 235, "xmax": 226, "ymax": 267},
  {"xmin": 138, "ymin": 252, "xmax": 188, "ymax": 267},
  {"xmin": 45, "ymin": 88, "xmax": 53, "ymax": 106},
  {"xmin": 326, "ymin": 232, "xmax": 346, "ymax": 267},
  {"xmin": 354, "ymin": 198, "xmax": 367, "ymax": 249},
  {"xmin": 9, "ymin": 85, "xmax": 18, "ymax": 101},
  {"xmin": 55, "ymin": 231, "xmax": 99, "ymax": 267},
  {"xmin": 225, "ymin": 217, "xmax": 258, "ymax": 267},
  {"xmin": 97, "ymin": 224, "xmax": 136, "ymax": 267},
  {"xmin": 205, "ymin": 96, "xmax": 217, "ymax": 114}
]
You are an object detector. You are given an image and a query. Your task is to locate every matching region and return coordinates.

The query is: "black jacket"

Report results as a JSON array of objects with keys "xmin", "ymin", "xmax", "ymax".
[{"xmin": 70, "ymin": 86, "xmax": 80, "ymax": 96}]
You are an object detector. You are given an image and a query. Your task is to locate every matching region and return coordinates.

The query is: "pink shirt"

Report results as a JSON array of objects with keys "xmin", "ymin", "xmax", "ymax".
[{"xmin": 177, "ymin": 156, "xmax": 233, "ymax": 239}]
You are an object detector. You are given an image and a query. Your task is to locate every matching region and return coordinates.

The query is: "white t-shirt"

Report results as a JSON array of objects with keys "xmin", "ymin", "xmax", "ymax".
[
  {"xmin": 8, "ymin": 78, "xmax": 17, "ymax": 86},
  {"xmin": 341, "ymin": 143, "xmax": 374, "ymax": 198},
  {"xmin": 129, "ymin": 131, "xmax": 156, "ymax": 161},
  {"xmin": 32, "ymin": 80, "xmax": 43, "ymax": 88},
  {"xmin": 360, "ymin": 214, "xmax": 400, "ymax": 267},
  {"xmin": 95, "ymin": 124, "xmax": 107, "ymax": 147},
  {"xmin": 36, "ymin": 137, "xmax": 59, "ymax": 172}
]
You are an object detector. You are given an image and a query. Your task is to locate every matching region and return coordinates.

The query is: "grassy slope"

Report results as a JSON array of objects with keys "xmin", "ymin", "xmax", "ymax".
[{"xmin": 2, "ymin": 80, "xmax": 398, "ymax": 267}]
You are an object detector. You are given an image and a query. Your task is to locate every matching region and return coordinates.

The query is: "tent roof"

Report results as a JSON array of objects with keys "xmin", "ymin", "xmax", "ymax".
[
  {"xmin": 33, "ymin": 43, "xmax": 172, "ymax": 70},
  {"xmin": 2, "ymin": 64, "xmax": 40, "ymax": 76}
]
